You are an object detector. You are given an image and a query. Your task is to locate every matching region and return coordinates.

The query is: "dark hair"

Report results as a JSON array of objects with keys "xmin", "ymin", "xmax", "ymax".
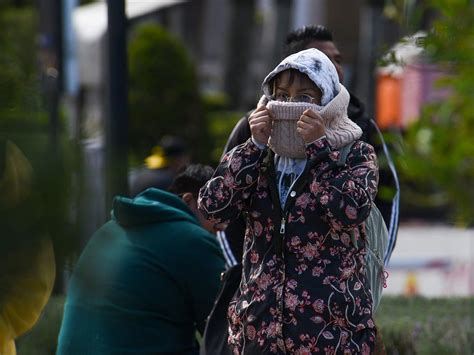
[
  {"xmin": 269, "ymin": 69, "xmax": 312, "ymax": 96},
  {"xmin": 284, "ymin": 25, "xmax": 334, "ymax": 56},
  {"xmin": 168, "ymin": 164, "xmax": 214, "ymax": 198}
]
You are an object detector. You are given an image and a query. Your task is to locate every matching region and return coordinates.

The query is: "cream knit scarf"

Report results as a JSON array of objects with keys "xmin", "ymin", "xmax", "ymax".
[{"xmin": 265, "ymin": 84, "xmax": 362, "ymax": 158}]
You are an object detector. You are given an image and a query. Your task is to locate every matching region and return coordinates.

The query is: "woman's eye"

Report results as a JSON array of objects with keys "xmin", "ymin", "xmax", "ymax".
[
  {"xmin": 275, "ymin": 93, "xmax": 288, "ymax": 101},
  {"xmin": 296, "ymin": 94, "xmax": 314, "ymax": 103}
]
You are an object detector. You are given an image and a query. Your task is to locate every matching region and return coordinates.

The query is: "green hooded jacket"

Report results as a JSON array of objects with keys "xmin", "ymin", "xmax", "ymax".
[{"xmin": 57, "ymin": 188, "xmax": 224, "ymax": 354}]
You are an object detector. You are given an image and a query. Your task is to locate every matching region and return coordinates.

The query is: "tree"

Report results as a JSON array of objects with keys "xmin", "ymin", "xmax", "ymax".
[
  {"xmin": 128, "ymin": 23, "xmax": 204, "ymax": 161},
  {"xmin": 396, "ymin": 0, "xmax": 474, "ymax": 224},
  {"xmin": 0, "ymin": 7, "xmax": 43, "ymax": 127}
]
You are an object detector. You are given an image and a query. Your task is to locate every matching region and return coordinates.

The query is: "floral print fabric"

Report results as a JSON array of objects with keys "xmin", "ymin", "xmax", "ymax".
[{"xmin": 198, "ymin": 137, "xmax": 378, "ymax": 354}]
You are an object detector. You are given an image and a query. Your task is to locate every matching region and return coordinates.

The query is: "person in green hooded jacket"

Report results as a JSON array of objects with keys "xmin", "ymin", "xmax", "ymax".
[{"xmin": 57, "ymin": 164, "xmax": 225, "ymax": 355}]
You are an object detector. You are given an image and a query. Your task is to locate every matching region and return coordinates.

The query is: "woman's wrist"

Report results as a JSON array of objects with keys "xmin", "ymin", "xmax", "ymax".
[{"xmin": 251, "ymin": 136, "xmax": 267, "ymax": 150}]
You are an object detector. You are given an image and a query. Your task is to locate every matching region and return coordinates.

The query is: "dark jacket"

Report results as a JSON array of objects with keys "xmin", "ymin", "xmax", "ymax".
[
  {"xmin": 222, "ymin": 92, "xmax": 399, "ymax": 266},
  {"xmin": 57, "ymin": 188, "xmax": 225, "ymax": 355},
  {"xmin": 199, "ymin": 138, "xmax": 378, "ymax": 353}
]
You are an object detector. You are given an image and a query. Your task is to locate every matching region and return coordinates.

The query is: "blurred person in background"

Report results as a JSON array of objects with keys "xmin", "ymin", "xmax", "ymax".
[
  {"xmin": 222, "ymin": 24, "xmax": 399, "ymax": 268},
  {"xmin": 129, "ymin": 135, "xmax": 191, "ymax": 197},
  {"xmin": 57, "ymin": 164, "xmax": 224, "ymax": 355},
  {"xmin": 0, "ymin": 140, "xmax": 55, "ymax": 355}
]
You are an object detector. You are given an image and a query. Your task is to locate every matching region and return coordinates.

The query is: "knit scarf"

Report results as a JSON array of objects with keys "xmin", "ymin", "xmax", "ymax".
[{"xmin": 265, "ymin": 84, "xmax": 362, "ymax": 158}]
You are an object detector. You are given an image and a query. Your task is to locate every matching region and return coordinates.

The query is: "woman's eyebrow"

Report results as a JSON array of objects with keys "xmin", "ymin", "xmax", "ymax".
[
  {"xmin": 297, "ymin": 87, "xmax": 319, "ymax": 92},
  {"xmin": 275, "ymin": 86, "xmax": 317, "ymax": 91}
]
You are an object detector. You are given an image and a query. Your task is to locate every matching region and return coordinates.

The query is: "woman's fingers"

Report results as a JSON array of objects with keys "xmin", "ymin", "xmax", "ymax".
[
  {"xmin": 298, "ymin": 109, "xmax": 325, "ymax": 143},
  {"xmin": 250, "ymin": 115, "xmax": 270, "ymax": 125},
  {"xmin": 249, "ymin": 106, "xmax": 272, "ymax": 120},
  {"xmin": 249, "ymin": 106, "xmax": 272, "ymax": 145},
  {"xmin": 299, "ymin": 110, "xmax": 323, "ymax": 124},
  {"xmin": 251, "ymin": 121, "xmax": 270, "ymax": 130}
]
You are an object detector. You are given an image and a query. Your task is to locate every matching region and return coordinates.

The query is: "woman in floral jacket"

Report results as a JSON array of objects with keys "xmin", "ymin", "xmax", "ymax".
[{"xmin": 199, "ymin": 48, "xmax": 378, "ymax": 354}]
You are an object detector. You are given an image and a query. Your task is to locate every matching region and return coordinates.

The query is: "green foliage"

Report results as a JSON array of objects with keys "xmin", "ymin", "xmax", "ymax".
[
  {"xmin": 16, "ymin": 295, "xmax": 474, "ymax": 354},
  {"xmin": 206, "ymin": 110, "xmax": 243, "ymax": 165},
  {"xmin": 202, "ymin": 93, "xmax": 243, "ymax": 164},
  {"xmin": 394, "ymin": 0, "xmax": 474, "ymax": 225},
  {"xmin": 382, "ymin": 0, "xmax": 426, "ymax": 33},
  {"xmin": 0, "ymin": 7, "xmax": 43, "ymax": 125},
  {"xmin": 128, "ymin": 23, "xmax": 205, "ymax": 161},
  {"xmin": 0, "ymin": 0, "xmax": 35, "ymax": 10},
  {"xmin": 376, "ymin": 296, "xmax": 474, "ymax": 354}
]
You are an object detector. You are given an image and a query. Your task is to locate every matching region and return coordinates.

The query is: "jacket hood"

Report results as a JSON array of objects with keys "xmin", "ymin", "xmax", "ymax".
[
  {"xmin": 319, "ymin": 84, "xmax": 362, "ymax": 148},
  {"xmin": 112, "ymin": 188, "xmax": 199, "ymax": 227},
  {"xmin": 261, "ymin": 48, "xmax": 340, "ymax": 106}
]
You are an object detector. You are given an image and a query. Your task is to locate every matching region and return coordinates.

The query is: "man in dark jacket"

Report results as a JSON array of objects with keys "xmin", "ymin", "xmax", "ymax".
[
  {"xmin": 222, "ymin": 25, "xmax": 400, "ymax": 267},
  {"xmin": 57, "ymin": 164, "xmax": 225, "ymax": 355}
]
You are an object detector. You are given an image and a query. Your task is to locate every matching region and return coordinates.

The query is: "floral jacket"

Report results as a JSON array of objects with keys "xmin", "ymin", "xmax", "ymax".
[{"xmin": 198, "ymin": 137, "xmax": 379, "ymax": 354}]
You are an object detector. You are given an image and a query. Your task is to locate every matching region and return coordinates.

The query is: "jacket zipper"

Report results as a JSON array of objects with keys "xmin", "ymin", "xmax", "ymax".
[
  {"xmin": 263, "ymin": 155, "xmax": 287, "ymax": 345},
  {"xmin": 261, "ymin": 148, "xmax": 331, "ymax": 351},
  {"xmin": 278, "ymin": 210, "xmax": 288, "ymax": 352},
  {"xmin": 279, "ymin": 216, "xmax": 286, "ymax": 234},
  {"xmin": 264, "ymin": 154, "xmax": 311, "ymax": 349}
]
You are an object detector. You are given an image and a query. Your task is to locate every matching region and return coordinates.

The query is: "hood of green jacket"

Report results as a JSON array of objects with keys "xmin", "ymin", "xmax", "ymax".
[{"xmin": 112, "ymin": 188, "xmax": 198, "ymax": 227}]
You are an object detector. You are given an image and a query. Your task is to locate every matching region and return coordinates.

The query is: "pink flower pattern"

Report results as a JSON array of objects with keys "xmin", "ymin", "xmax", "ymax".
[{"xmin": 198, "ymin": 138, "xmax": 378, "ymax": 354}]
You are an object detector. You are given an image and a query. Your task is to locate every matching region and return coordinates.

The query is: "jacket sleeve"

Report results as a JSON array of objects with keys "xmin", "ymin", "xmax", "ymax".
[
  {"xmin": 199, "ymin": 138, "xmax": 266, "ymax": 227},
  {"xmin": 183, "ymin": 229, "xmax": 225, "ymax": 335},
  {"xmin": 306, "ymin": 139, "xmax": 379, "ymax": 231}
]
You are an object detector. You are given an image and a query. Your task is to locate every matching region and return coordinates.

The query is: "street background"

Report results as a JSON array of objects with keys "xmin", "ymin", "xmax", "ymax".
[
  {"xmin": 386, "ymin": 224, "xmax": 474, "ymax": 297},
  {"xmin": 1, "ymin": 0, "xmax": 473, "ymax": 353}
]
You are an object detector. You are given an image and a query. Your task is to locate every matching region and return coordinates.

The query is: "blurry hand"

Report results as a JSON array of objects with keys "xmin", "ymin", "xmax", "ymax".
[
  {"xmin": 248, "ymin": 106, "xmax": 272, "ymax": 146},
  {"xmin": 297, "ymin": 109, "xmax": 326, "ymax": 144}
]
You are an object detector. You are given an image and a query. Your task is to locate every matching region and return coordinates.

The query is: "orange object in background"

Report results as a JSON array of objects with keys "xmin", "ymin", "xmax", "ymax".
[
  {"xmin": 376, "ymin": 74, "xmax": 401, "ymax": 130},
  {"xmin": 404, "ymin": 271, "xmax": 419, "ymax": 297}
]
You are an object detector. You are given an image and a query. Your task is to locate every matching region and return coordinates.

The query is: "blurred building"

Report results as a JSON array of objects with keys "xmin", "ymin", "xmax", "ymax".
[{"xmin": 71, "ymin": 0, "xmax": 404, "ymax": 128}]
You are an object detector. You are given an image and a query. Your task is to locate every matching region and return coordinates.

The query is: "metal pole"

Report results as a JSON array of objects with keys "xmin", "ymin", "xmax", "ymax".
[
  {"xmin": 105, "ymin": 0, "xmax": 129, "ymax": 202},
  {"xmin": 224, "ymin": 0, "xmax": 256, "ymax": 110}
]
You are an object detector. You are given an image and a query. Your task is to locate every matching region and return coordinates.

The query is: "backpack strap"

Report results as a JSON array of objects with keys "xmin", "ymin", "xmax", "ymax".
[{"xmin": 369, "ymin": 119, "xmax": 400, "ymax": 265}]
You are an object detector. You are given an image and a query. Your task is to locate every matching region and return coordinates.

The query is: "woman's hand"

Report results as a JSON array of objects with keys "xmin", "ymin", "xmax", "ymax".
[
  {"xmin": 248, "ymin": 106, "xmax": 273, "ymax": 146},
  {"xmin": 297, "ymin": 109, "xmax": 326, "ymax": 144}
]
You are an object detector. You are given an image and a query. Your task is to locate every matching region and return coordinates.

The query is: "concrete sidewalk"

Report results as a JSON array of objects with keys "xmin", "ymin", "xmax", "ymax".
[{"xmin": 384, "ymin": 224, "xmax": 474, "ymax": 297}]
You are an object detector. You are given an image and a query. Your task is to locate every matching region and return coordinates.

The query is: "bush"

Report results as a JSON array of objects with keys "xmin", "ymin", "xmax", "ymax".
[
  {"xmin": 0, "ymin": 7, "xmax": 44, "ymax": 126},
  {"xmin": 128, "ymin": 23, "xmax": 205, "ymax": 161},
  {"xmin": 201, "ymin": 92, "xmax": 244, "ymax": 164},
  {"xmin": 394, "ymin": 1, "xmax": 474, "ymax": 225},
  {"xmin": 206, "ymin": 109, "xmax": 243, "ymax": 164}
]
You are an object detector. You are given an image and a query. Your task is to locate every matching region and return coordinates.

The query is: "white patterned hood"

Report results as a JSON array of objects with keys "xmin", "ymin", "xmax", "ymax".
[{"xmin": 261, "ymin": 48, "xmax": 340, "ymax": 106}]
